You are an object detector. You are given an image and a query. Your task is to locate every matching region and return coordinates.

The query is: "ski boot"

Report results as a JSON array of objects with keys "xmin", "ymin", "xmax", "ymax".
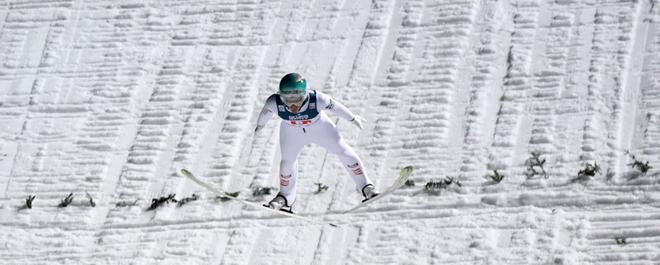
[
  {"xmin": 263, "ymin": 194, "xmax": 294, "ymax": 213},
  {"xmin": 361, "ymin": 184, "xmax": 379, "ymax": 202}
]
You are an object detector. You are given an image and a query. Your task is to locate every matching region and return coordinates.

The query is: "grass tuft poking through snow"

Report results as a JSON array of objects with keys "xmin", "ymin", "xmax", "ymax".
[
  {"xmin": 487, "ymin": 170, "xmax": 505, "ymax": 184},
  {"xmin": 625, "ymin": 150, "xmax": 652, "ymax": 175},
  {"xmin": 575, "ymin": 162, "xmax": 601, "ymax": 182},
  {"xmin": 57, "ymin": 193, "xmax": 74, "ymax": 208},
  {"xmin": 147, "ymin": 194, "xmax": 177, "ymax": 211},
  {"xmin": 20, "ymin": 195, "xmax": 36, "ymax": 210},
  {"xmin": 524, "ymin": 152, "xmax": 548, "ymax": 179}
]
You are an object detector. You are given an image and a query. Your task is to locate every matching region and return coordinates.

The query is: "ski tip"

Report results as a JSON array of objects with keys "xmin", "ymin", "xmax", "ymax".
[{"xmin": 180, "ymin": 168, "xmax": 192, "ymax": 177}]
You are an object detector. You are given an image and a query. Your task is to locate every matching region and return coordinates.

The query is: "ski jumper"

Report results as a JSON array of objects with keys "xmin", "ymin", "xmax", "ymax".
[{"xmin": 256, "ymin": 90, "xmax": 373, "ymax": 206}]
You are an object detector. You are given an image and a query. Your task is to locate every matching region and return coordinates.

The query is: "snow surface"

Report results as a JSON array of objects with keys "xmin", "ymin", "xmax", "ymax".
[{"xmin": 0, "ymin": 0, "xmax": 659, "ymax": 264}]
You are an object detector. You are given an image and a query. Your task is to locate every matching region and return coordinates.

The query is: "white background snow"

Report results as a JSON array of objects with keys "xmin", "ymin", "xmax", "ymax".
[{"xmin": 0, "ymin": 0, "xmax": 659, "ymax": 264}]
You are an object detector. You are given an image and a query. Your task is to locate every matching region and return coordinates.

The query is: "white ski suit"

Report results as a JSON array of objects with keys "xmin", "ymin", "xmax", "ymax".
[{"xmin": 256, "ymin": 90, "xmax": 373, "ymax": 206}]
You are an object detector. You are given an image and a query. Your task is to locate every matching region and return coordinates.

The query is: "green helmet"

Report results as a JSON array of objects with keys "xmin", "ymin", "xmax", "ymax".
[
  {"xmin": 279, "ymin": 73, "xmax": 306, "ymax": 94},
  {"xmin": 278, "ymin": 73, "xmax": 307, "ymax": 105}
]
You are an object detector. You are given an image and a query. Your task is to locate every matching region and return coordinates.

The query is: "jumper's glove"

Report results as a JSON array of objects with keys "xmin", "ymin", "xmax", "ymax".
[
  {"xmin": 351, "ymin": 116, "xmax": 365, "ymax": 130},
  {"xmin": 254, "ymin": 125, "xmax": 264, "ymax": 134}
]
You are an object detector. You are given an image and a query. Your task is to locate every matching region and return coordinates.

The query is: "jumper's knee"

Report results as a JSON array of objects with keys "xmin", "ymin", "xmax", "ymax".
[{"xmin": 280, "ymin": 159, "xmax": 296, "ymax": 175}]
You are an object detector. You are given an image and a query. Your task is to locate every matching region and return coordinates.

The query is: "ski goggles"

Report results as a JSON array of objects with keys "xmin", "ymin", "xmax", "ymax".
[{"xmin": 279, "ymin": 90, "xmax": 306, "ymax": 106}]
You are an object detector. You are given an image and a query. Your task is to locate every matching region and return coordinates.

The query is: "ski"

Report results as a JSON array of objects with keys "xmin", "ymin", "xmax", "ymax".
[
  {"xmin": 180, "ymin": 169, "xmax": 338, "ymax": 227},
  {"xmin": 344, "ymin": 166, "xmax": 414, "ymax": 213}
]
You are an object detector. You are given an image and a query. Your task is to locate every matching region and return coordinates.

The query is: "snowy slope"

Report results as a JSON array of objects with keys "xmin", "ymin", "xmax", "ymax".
[{"xmin": 1, "ymin": 0, "xmax": 659, "ymax": 264}]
